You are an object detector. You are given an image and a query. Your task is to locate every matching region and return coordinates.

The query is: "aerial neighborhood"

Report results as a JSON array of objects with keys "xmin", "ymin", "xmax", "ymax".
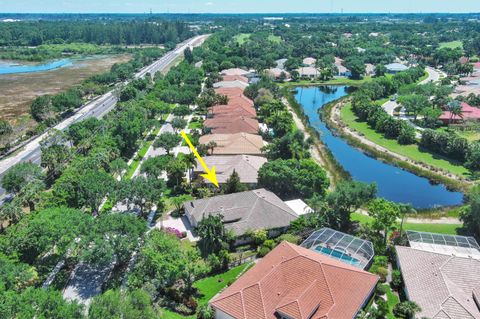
[{"xmin": 1, "ymin": 5, "xmax": 480, "ymax": 319}]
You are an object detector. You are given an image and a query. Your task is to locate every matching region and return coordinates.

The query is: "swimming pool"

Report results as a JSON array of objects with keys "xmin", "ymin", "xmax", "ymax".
[{"xmin": 314, "ymin": 246, "xmax": 361, "ymax": 266}]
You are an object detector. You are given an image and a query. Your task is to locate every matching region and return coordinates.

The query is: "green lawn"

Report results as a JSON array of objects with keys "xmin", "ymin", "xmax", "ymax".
[
  {"xmin": 437, "ymin": 127, "xmax": 480, "ymax": 142},
  {"xmin": 234, "ymin": 33, "xmax": 251, "ymax": 45},
  {"xmin": 340, "ymin": 103, "xmax": 470, "ymax": 177},
  {"xmin": 188, "ymin": 121, "xmax": 202, "ymax": 130},
  {"xmin": 383, "ymin": 284, "xmax": 400, "ymax": 319},
  {"xmin": 161, "ymin": 263, "xmax": 254, "ymax": 319},
  {"xmin": 268, "ymin": 35, "xmax": 282, "ymax": 43},
  {"xmin": 124, "ymin": 126, "xmax": 161, "ymax": 179},
  {"xmin": 351, "ymin": 213, "xmax": 461, "ymax": 235},
  {"xmin": 439, "ymin": 40, "xmax": 463, "ymax": 49}
]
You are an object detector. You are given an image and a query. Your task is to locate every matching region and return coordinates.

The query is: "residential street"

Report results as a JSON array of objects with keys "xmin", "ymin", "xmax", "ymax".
[{"xmin": 0, "ymin": 35, "xmax": 209, "ymax": 203}]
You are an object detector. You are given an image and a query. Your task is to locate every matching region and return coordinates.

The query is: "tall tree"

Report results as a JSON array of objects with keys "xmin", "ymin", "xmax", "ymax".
[
  {"xmin": 368, "ymin": 199, "xmax": 400, "ymax": 245},
  {"xmin": 197, "ymin": 215, "xmax": 229, "ymax": 258},
  {"xmin": 153, "ymin": 132, "xmax": 182, "ymax": 155},
  {"xmin": 222, "ymin": 170, "xmax": 247, "ymax": 194}
]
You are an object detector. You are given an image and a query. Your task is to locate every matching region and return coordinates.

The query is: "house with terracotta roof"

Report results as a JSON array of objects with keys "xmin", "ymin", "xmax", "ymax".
[
  {"xmin": 220, "ymin": 68, "xmax": 250, "ymax": 77},
  {"xmin": 396, "ymin": 245, "xmax": 480, "ymax": 319},
  {"xmin": 204, "ymin": 116, "xmax": 259, "ymax": 134},
  {"xmin": 222, "ymin": 75, "xmax": 249, "ymax": 83},
  {"xmin": 194, "ymin": 155, "xmax": 267, "ymax": 186},
  {"xmin": 183, "ymin": 189, "xmax": 301, "ymax": 237},
  {"xmin": 224, "ymin": 95, "xmax": 254, "ymax": 108},
  {"xmin": 210, "ymin": 241, "xmax": 378, "ymax": 319},
  {"xmin": 297, "ymin": 67, "xmax": 319, "ymax": 79},
  {"xmin": 199, "ymin": 133, "xmax": 265, "ymax": 156},
  {"xmin": 266, "ymin": 68, "xmax": 291, "ymax": 80},
  {"xmin": 439, "ymin": 102, "xmax": 480, "ymax": 124},
  {"xmin": 302, "ymin": 57, "xmax": 317, "ymax": 66},
  {"xmin": 215, "ymin": 87, "xmax": 246, "ymax": 98},
  {"xmin": 213, "ymin": 80, "xmax": 249, "ymax": 90},
  {"xmin": 209, "ymin": 104, "xmax": 257, "ymax": 119},
  {"xmin": 335, "ymin": 57, "xmax": 352, "ymax": 77}
]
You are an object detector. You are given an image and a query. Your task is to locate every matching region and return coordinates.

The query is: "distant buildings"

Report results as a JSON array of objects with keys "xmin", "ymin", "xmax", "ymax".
[
  {"xmin": 335, "ymin": 57, "xmax": 352, "ymax": 77},
  {"xmin": 220, "ymin": 68, "xmax": 251, "ymax": 77},
  {"xmin": 302, "ymin": 57, "xmax": 316, "ymax": 66},
  {"xmin": 385, "ymin": 62, "xmax": 410, "ymax": 74},
  {"xmin": 297, "ymin": 66, "xmax": 319, "ymax": 79},
  {"xmin": 438, "ymin": 102, "xmax": 480, "ymax": 124},
  {"xmin": 210, "ymin": 241, "xmax": 378, "ymax": 319}
]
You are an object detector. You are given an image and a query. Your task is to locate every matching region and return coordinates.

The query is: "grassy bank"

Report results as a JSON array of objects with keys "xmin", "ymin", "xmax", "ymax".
[
  {"xmin": 341, "ymin": 103, "xmax": 470, "ymax": 177},
  {"xmin": 351, "ymin": 212, "xmax": 461, "ymax": 235},
  {"xmin": 323, "ymin": 100, "xmax": 472, "ymax": 193},
  {"xmin": 282, "ymin": 87, "xmax": 350, "ymax": 187}
]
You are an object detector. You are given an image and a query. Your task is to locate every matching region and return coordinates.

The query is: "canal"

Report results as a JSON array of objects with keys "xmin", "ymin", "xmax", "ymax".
[
  {"xmin": 0, "ymin": 59, "xmax": 72, "ymax": 75},
  {"xmin": 294, "ymin": 85, "xmax": 464, "ymax": 208}
]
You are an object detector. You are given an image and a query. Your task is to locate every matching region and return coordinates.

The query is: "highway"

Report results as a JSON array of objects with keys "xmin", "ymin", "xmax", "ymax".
[{"xmin": 0, "ymin": 34, "xmax": 209, "ymax": 202}]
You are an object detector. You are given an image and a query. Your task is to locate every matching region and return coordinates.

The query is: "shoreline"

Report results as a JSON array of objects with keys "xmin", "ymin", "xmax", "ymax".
[{"xmin": 324, "ymin": 97, "xmax": 473, "ymax": 194}]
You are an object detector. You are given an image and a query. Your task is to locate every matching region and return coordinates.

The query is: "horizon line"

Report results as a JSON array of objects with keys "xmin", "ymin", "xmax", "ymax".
[{"xmin": 1, "ymin": 12, "xmax": 480, "ymax": 15}]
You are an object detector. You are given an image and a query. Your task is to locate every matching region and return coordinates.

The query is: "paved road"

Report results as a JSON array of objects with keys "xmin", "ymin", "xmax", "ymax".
[
  {"xmin": 420, "ymin": 66, "xmax": 444, "ymax": 85},
  {"xmin": 0, "ymin": 35, "xmax": 209, "ymax": 203}
]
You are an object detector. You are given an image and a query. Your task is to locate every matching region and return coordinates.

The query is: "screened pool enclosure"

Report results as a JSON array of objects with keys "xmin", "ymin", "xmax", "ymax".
[{"xmin": 301, "ymin": 228, "xmax": 374, "ymax": 269}]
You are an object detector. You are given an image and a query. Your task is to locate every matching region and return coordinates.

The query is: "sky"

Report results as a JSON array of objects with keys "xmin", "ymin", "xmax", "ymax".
[{"xmin": 0, "ymin": 0, "xmax": 480, "ymax": 14}]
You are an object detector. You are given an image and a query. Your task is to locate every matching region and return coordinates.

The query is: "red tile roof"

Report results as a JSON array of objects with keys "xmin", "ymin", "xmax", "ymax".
[
  {"xmin": 222, "ymin": 75, "xmax": 249, "ymax": 83},
  {"xmin": 210, "ymin": 104, "xmax": 257, "ymax": 118},
  {"xmin": 224, "ymin": 95, "xmax": 254, "ymax": 108},
  {"xmin": 439, "ymin": 102, "xmax": 480, "ymax": 123},
  {"xmin": 215, "ymin": 87, "xmax": 245, "ymax": 97},
  {"xmin": 204, "ymin": 116, "xmax": 259, "ymax": 134},
  {"xmin": 210, "ymin": 242, "xmax": 378, "ymax": 319}
]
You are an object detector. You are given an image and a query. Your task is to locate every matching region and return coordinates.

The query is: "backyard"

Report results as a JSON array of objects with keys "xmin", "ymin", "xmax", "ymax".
[
  {"xmin": 351, "ymin": 212, "xmax": 461, "ymax": 235},
  {"xmin": 161, "ymin": 262, "xmax": 254, "ymax": 319}
]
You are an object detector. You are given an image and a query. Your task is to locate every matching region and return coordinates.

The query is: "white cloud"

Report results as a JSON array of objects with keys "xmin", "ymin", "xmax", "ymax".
[{"xmin": 205, "ymin": 2, "xmax": 213, "ymax": 6}]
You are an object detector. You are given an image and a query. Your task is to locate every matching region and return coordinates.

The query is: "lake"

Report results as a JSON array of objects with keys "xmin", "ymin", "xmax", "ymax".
[
  {"xmin": 0, "ymin": 59, "xmax": 72, "ymax": 75},
  {"xmin": 294, "ymin": 85, "xmax": 464, "ymax": 208}
]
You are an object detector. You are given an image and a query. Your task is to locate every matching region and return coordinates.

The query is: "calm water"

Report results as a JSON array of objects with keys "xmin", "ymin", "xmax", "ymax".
[
  {"xmin": 295, "ymin": 85, "xmax": 464, "ymax": 208},
  {"xmin": 0, "ymin": 59, "xmax": 71, "ymax": 75}
]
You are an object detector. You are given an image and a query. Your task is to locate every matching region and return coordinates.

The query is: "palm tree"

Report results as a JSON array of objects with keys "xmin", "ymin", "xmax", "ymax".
[
  {"xmin": 398, "ymin": 204, "xmax": 417, "ymax": 238},
  {"xmin": 206, "ymin": 141, "xmax": 217, "ymax": 155},
  {"xmin": 182, "ymin": 152, "xmax": 197, "ymax": 183},
  {"xmin": 447, "ymin": 100, "xmax": 463, "ymax": 124}
]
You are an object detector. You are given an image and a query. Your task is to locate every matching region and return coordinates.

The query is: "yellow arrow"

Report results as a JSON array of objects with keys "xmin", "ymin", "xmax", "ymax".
[{"xmin": 180, "ymin": 131, "xmax": 219, "ymax": 187}]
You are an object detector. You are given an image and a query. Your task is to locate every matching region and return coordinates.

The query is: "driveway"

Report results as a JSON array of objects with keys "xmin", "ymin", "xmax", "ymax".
[
  {"xmin": 63, "ymin": 261, "xmax": 115, "ymax": 306},
  {"xmin": 158, "ymin": 214, "xmax": 199, "ymax": 242}
]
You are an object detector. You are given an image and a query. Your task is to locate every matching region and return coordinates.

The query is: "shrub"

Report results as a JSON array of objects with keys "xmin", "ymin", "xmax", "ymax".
[
  {"xmin": 375, "ymin": 283, "xmax": 388, "ymax": 296},
  {"xmin": 258, "ymin": 246, "xmax": 271, "ymax": 257},
  {"xmin": 263, "ymin": 239, "xmax": 276, "ymax": 250},
  {"xmin": 391, "ymin": 269, "xmax": 403, "ymax": 290},
  {"xmin": 376, "ymin": 298, "xmax": 389, "ymax": 317},
  {"xmin": 252, "ymin": 229, "xmax": 268, "ymax": 246},
  {"xmin": 393, "ymin": 301, "xmax": 422, "ymax": 318},
  {"xmin": 197, "ymin": 304, "xmax": 215, "ymax": 319},
  {"xmin": 373, "ymin": 255, "xmax": 388, "ymax": 268},
  {"xmin": 276, "ymin": 233, "xmax": 300, "ymax": 244},
  {"xmin": 373, "ymin": 266, "xmax": 388, "ymax": 282}
]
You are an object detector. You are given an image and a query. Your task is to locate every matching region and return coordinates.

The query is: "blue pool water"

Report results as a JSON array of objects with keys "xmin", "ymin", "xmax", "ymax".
[
  {"xmin": 295, "ymin": 85, "xmax": 464, "ymax": 208},
  {"xmin": 315, "ymin": 246, "xmax": 361, "ymax": 266},
  {"xmin": 0, "ymin": 59, "xmax": 72, "ymax": 75}
]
